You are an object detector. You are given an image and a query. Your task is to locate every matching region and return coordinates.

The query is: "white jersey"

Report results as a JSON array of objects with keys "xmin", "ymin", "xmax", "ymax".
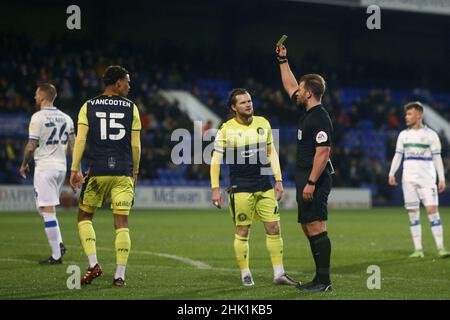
[
  {"xmin": 395, "ymin": 126, "xmax": 441, "ymax": 183},
  {"xmin": 28, "ymin": 107, "xmax": 74, "ymax": 171}
]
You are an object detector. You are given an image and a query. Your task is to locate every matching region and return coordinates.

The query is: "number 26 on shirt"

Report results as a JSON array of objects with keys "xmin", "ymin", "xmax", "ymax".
[{"xmin": 45, "ymin": 121, "xmax": 69, "ymax": 145}]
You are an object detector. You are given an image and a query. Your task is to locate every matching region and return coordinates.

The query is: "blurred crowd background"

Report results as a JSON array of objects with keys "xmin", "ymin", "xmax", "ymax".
[{"xmin": 1, "ymin": 0, "xmax": 450, "ymax": 205}]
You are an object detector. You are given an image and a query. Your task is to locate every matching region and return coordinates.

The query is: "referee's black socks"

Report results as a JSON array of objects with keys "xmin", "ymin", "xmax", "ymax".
[{"xmin": 308, "ymin": 231, "xmax": 331, "ymax": 284}]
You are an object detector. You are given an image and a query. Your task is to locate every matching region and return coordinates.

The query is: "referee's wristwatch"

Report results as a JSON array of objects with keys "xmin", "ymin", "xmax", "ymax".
[{"xmin": 307, "ymin": 179, "xmax": 316, "ymax": 186}]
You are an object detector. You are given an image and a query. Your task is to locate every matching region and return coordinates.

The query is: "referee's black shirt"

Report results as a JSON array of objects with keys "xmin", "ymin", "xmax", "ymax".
[{"xmin": 295, "ymin": 103, "xmax": 333, "ymax": 171}]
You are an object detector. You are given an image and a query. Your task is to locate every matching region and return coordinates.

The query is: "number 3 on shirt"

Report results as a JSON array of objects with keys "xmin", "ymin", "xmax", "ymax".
[{"xmin": 95, "ymin": 112, "xmax": 125, "ymax": 141}]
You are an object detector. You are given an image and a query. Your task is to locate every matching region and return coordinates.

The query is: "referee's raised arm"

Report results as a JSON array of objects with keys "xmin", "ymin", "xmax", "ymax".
[{"xmin": 276, "ymin": 44, "xmax": 298, "ymax": 98}]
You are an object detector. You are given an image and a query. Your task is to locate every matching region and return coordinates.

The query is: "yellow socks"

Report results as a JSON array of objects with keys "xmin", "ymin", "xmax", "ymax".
[
  {"xmin": 266, "ymin": 234, "xmax": 285, "ymax": 277},
  {"xmin": 78, "ymin": 220, "xmax": 96, "ymax": 256},
  {"xmin": 78, "ymin": 220, "xmax": 98, "ymax": 268},
  {"xmin": 234, "ymin": 234, "xmax": 249, "ymax": 270},
  {"xmin": 115, "ymin": 228, "xmax": 131, "ymax": 266}
]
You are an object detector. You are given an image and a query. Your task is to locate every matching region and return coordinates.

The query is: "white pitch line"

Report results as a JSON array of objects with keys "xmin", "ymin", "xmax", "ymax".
[
  {"xmin": 96, "ymin": 246, "xmax": 212, "ymax": 270},
  {"xmin": 88, "ymin": 246, "xmax": 211, "ymax": 270},
  {"xmin": 29, "ymin": 243, "xmax": 213, "ymax": 270},
  {"xmin": 0, "ymin": 258, "xmax": 35, "ymax": 264},
  {"xmin": 140, "ymin": 251, "xmax": 212, "ymax": 270}
]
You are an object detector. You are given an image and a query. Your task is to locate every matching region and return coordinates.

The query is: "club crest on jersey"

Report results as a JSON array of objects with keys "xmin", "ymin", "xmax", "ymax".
[
  {"xmin": 108, "ymin": 156, "xmax": 117, "ymax": 169},
  {"xmin": 297, "ymin": 129, "xmax": 302, "ymax": 140},
  {"xmin": 257, "ymin": 127, "xmax": 265, "ymax": 135},
  {"xmin": 316, "ymin": 131, "xmax": 328, "ymax": 143}
]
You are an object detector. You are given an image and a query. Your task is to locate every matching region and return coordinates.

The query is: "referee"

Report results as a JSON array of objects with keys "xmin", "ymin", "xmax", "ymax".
[{"xmin": 276, "ymin": 43, "xmax": 333, "ymax": 292}]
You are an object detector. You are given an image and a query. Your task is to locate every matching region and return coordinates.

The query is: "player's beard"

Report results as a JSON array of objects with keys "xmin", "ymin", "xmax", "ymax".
[
  {"xmin": 296, "ymin": 97, "xmax": 307, "ymax": 109},
  {"xmin": 236, "ymin": 109, "xmax": 253, "ymax": 121}
]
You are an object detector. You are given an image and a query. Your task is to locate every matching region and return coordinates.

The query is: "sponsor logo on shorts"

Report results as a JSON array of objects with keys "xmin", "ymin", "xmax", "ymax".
[
  {"xmin": 238, "ymin": 213, "xmax": 247, "ymax": 221},
  {"xmin": 115, "ymin": 201, "xmax": 131, "ymax": 207},
  {"xmin": 298, "ymin": 129, "xmax": 302, "ymax": 140}
]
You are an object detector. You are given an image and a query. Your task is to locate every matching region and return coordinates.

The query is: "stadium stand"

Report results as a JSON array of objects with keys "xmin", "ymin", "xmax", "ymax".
[{"xmin": 1, "ymin": 34, "xmax": 450, "ymax": 205}]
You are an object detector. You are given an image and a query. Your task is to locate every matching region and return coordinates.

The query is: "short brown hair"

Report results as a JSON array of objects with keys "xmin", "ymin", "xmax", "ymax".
[
  {"xmin": 37, "ymin": 83, "xmax": 57, "ymax": 102},
  {"xmin": 299, "ymin": 74, "xmax": 326, "ymax": 100},
  {"xmin": 404, "ymin": 101, "xmax": 424, "ymax": 113},
  {"xmin": 227, "ymin": 88, "xmax": 249, "ymax": 110}
]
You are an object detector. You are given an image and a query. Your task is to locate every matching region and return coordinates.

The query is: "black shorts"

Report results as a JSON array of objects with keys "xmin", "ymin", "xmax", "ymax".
[{"xmin": 295, "ymin": 169, "xmax": 332, "ymax": 224}]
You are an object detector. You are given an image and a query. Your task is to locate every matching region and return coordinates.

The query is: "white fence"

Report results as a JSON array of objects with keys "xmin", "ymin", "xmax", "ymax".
[{"xmin": 0, "ymin": 185, "xmax": 371, "ymax": 212}]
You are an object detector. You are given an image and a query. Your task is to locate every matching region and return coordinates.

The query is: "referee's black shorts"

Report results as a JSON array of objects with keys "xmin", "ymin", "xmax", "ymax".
[{"xmin": 295, "ymin": 169, "xmax": 332, "ymax": 224}]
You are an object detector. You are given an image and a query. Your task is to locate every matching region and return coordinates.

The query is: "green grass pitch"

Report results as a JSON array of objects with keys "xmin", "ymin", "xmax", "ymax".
[{"xmin": 0, "ymin": 208, "xmax": 449, "ymax": 300}]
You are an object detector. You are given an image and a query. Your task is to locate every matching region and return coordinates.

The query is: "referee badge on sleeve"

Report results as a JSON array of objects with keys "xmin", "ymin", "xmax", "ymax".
[
  {"xmin": 316, "ymin": 131, "xmax": 328, "ymax": 143},
  {"xmin": 297, "ymin": 129, "xmax": 302, "ymax": 140}
]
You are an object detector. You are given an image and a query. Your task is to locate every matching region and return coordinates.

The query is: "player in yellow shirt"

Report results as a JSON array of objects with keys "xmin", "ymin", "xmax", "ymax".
[
  {"xmin": 70, "ymin": 65, "xmax": 141, "ymax": 287},
  {"xmin": 210, "ymin": 88, "xmax": 299, "ymax": 286}
]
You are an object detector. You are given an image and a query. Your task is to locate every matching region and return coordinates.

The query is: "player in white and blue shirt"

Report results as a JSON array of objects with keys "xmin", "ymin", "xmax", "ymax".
[
  {"xmin": 19, "ymin": 84, "xmax": 75, "ymax": 264},
  {"xmin": 388, "ymin": 101, "xmax": 449, "ymax": 258}
]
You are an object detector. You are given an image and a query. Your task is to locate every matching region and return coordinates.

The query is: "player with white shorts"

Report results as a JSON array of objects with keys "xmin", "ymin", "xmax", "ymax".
[
  {"xmin": 388, "ymin": 101, "xmax": 449, "ymax": 258},
  {"xmin": 20, "ymin": 83, "xmax": 75, "ymax": 264},
  {"xmin": 33, "ymin": 170, "xmax": 66, "ymax": 208}
]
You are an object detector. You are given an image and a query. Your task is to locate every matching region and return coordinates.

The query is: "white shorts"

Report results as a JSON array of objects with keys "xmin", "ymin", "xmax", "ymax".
[
  {"xmin": 402, "ymin": 180, "xmax": 438, "ymax": 209},
  {"xmin": 33, "ymin": 170, "xmax": 66, "ymax": 208}
]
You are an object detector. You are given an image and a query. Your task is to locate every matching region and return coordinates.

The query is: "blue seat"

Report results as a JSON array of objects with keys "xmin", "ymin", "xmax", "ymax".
[{"xmin": 360, "ymin": 120, "xmax": 374, "ymax": 129}]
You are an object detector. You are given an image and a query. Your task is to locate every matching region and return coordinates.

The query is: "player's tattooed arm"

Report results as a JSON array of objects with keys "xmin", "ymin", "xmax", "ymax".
[
  {"xmin": 22, "ymin": 139, "xmax": 38, "ymax": 165},
  {"xmin": 19, "ymin": 139, "xmax": 38, "ymax": 178},
  {"xmin": 67, "ymin": 134, "xmax": 76, "ymax": 156}
]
